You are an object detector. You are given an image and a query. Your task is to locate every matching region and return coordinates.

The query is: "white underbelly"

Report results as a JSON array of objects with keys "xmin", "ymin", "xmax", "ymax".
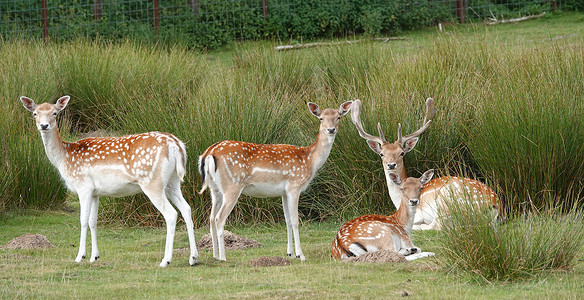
[
  {"xmin": 242, "ymin": 182, "xmax": 287, "ymax": 198},
  {"xmin": 88, "ymin": 169, "xmax": 143, "ymax": 197},
  {"xmin": 93, "ymin": 181, "xmax": 143, "ymax": 197}
]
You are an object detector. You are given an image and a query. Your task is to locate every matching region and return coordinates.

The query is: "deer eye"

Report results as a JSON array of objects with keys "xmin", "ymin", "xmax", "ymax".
[
  {"xmin": 399, "ymin": 152, "xmax": 405, "ymax": 157},
  {"xmin": 319, "ymin": 117, "xmax": 323, "ymax": 121},
  {"xmin": 52, "ymin": 112, "xmax": 57, "ymax": 116},
  {"xmin": 379, "ymin": 153, "xmax": 384, "ymax": 157},
  {"xmin": 33, "ymin": 113, "xmax": 38, "ymax": 117},
  {"xmin": 336, "ymin": 117, "xmax": 341, "ymax": 120}
]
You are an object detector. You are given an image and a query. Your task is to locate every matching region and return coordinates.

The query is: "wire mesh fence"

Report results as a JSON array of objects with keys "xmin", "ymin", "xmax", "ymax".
[{"xmin": 0, "ymin": 0, "xmax": 560, "ymax": 44}]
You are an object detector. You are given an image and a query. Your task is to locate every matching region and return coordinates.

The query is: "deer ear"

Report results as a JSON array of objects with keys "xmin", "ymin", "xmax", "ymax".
[
  {"xmin": 54, "ymin": 95, "xmax": 70, "ymax": 112},
  {"xmin": 389, "ymin": 173, "xmax": 402, "ymax": 186},
  {"xmin": 20, "ymin": 96, "xmax": 37, "ymax": 112},
  {"xmin": 338, "ymin": 101, "xmax": 352, "ymax": 117},
  {"xmin": 420, "ymin": 169, "xmax": 434, "ymax": 185},
  {"xmin": 307, "ymin": 102, "xmax": 321, "ymax": 117},
  {"xmin": 367, "ymin": 140, "xmax": 382, "ymax": 154},
  {"xmin": 402, "ymin": 137, "xmax": 419, "ymax": 153}
]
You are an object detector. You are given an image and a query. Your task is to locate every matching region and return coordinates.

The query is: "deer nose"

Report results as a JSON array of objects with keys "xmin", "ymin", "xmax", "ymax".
[
  {"xmin": 327, "ymin": 128, "xmax": 336, "ymax": 134},
  {"xmin": 410, "ymin": 199, "xmax": 419, "ymax": 206},
  {"xmin": 40, "ymin": 124, "xmax": 49, "ymax": 130},
  {"xmin": 387, "ymin": 163, "xmax": 397, "ymax": 169}
]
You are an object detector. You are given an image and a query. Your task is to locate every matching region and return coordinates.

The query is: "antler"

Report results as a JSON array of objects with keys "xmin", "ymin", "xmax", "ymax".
[
  {"xmin": 397, "ymin": 98, "xmax": 435, "ymax": 145},
  {"xmin": 350, "ymin": 99, "xmax": 385, "ymax": 144}
]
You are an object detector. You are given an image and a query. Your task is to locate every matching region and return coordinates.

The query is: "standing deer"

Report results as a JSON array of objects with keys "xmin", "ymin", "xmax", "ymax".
[
  {"xmin": 331, "ymin": 170, "xmax": 435, "ymax": 260},
  {"xmin": 350, "ymin": 98, "xmax": 501, "ymax": 230},
  {"xmin": 20, "ymin": 95, "xmax": 198, "ymax": 267},
  {"xmin": 198, "ymin": 101, "xmax": 353, "ymax": 261}
]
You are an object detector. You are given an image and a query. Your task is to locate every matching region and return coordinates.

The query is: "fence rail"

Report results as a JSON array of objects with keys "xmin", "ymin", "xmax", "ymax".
[{"xmin": 0, "ymin": 1, "xmax": 559, "ymax": 45}]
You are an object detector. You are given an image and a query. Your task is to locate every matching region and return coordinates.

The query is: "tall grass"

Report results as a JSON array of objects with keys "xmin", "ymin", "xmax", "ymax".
[
  {"xmin": 0, "ymin": 41, "xmax": 68, "ymax": 210},
  {"xmin": 458, "ymin": 42, "xmax": 584, "ymax": 211},
  {"xmin": 1, "ymin": 24, "xmax": 583, "ymax": 224},
  {"xmin": 439, "ymin": 195, "xmax": 584, "ymax": 281}
]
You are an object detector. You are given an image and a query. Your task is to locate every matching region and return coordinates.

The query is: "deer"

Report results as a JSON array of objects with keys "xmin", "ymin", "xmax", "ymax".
[
  {"xmin": 350, "ymin": 98, "xmax": 502, "ymax": 230},
  {"xmin": 198, "ymin": 101, "xmax": 353, "ymax": 261},
  {"xmin": 331, "ymin": 170, "xmax": 435, "ymax": 260},
  {"xmin": 20, "ymin": 95, "xmax": 198, "ymax": 267}
]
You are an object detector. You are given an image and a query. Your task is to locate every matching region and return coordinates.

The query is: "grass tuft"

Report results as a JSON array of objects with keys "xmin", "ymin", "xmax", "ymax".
[{"xmin": 439, "ymin": 196, "xmax": 584, "ymax": 282}]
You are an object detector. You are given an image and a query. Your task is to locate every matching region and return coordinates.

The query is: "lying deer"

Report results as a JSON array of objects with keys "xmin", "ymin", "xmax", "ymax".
[
  {"xmin": 350, "ymin": 98, "xmax": 502, "ymax": 230},
  {"xmin": 199, "ymin": 101, "xmax": 353, "ymax": 261},
  {"xmin": 20, "ymin": 95, "xmax": 198, "ymax": 267},
  {"xmin": 331, "ymin": 170, "xmax": 435, "ymax": 260}
]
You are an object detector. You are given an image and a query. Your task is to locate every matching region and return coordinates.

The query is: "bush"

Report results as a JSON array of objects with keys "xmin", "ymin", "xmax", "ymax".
[
  {"xmin": 562, "ymin": 0, "xmax": 584, "ymax": 11},
  {"xmin": 1, "ymin": 0, "xmax": 456, "ymax": 47}
]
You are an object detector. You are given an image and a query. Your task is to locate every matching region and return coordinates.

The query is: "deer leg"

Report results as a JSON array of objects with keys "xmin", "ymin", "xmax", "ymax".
[
  {"xmin": 75, "ymin": 190, "xmax": 92, "ymax": 263},
  {"xmin": 404, "ymin": 251, "xmax": 436, "ymax": 261},
  {"xmin": 214, "ymin": 188, "xmax": 242, "ymax": 261},
  {"xmin": 88, "ymin": 195, "xmax": 100, "ymax": 262},
  {"xmin": 281, "ymin": 195, "xmax": 294, "ymax": 257},
  {"xmin": 209, "ymin": 187, "xmax": 223, "ymax": 259},
  {"xmin": 413, "ymin": 223, "xmax": 434, "ymax": 230},
  {"xmin": 285, "ymin": 190, "xmax": 305, "ymax": 261},
  {"xmin": 166, "ymin": 177, "xmax": 198, "ymax": 266},
  {"xmin": 143, "ymin": 187, "xmax": 178, "ymax": 267}
]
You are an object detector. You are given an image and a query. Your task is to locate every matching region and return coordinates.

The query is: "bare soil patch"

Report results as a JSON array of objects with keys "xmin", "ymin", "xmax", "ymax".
[
  {"xmin": 1, "ymin": 234, "xmax": 55, "ymax": 250},
  {"xmin": 196, "ymin": 230, "xmax": 262, "ymax": 250},
  {"xmin": 248, "ymin": 256, "xmax": 291, "ymax": 267},
  {"xmin": 343, "ymin": 250, "xmax": 407, "ymax": 263}
]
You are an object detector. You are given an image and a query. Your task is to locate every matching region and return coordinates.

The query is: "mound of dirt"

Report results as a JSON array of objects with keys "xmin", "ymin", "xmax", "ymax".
[
  {"xmin": 343, "ymin": 250, "xmax": 407, "ymax": 263},
  {"xmin": 196, "ymin": 230, "xmax": 262, "ymax": 250},
  {"xmin": 1, "ymin": 234, "xmax": 55, "ymax": 250},
  {"xmin": 248, "ymin": 256, "xmax": 291, "ymax": 267}
]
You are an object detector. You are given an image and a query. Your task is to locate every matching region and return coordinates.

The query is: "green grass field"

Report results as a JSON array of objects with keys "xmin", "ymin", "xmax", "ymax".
[
  {"xmin": 1, "ymin": 209, "xmax": 583, "ymax": 299},
  {"xmin": 1, "ymin": 11, "xmax": 584, "ymax": 299}
]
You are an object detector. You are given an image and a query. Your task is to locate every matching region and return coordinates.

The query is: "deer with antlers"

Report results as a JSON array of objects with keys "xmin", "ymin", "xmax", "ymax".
[
  {"xmin": 20, "ymin": 95, "xmax": 198, "ymax": 267},
  {"xmin": 331, "ymin": 170, "xmax": 435, "ymax": 260},
  {"xmin": 350, "ymin": 98, "xmax": 501, "ymax": 230},
  {"xmin": 199, "ymin": 101, "xmax": 353, "ymax": 261}
]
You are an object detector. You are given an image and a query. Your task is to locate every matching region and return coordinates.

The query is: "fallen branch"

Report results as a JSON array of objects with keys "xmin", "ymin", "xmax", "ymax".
[
  {"xmin": 486, "ymin": 12, "xmax": 546, "ymax": 25},
  {"xmin": 274, "ymin": 37, "xmax": 409, "ymax": 51}
]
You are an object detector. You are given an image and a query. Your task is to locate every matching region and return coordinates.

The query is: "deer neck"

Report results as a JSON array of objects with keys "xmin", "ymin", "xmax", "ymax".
[
  {"xmin": 393, "ymin": 198, "xmax": 416, "ymax": 234},
  {"xmin": 384, "ymin": 166, "xmax": 408, "ymax": 210},
  {"xmin": 306, "ymin": 129, "xmax": 336, "ymax": 175},
  {"xmin": 39, "ymin": 127, "xmax": 68, "ymax": 169}
]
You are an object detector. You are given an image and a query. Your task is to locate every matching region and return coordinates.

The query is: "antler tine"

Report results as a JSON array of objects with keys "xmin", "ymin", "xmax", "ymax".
[
  {"xmin": 397, "ymin": 123, "xmax": 403, "ymax": 144},
  {"xmin": 423, "ymin": 98, "xmax": 436, "ymax": 124},
  {"xmin": 350, "ymin": 99, "xmax": 384, "ymax": 144},
  {"xmin": 377, "ymin": 122, "xmax": 387, "ymax": 143},
  {"xmin": 399, "ymin": 98, "xmax": 435, "ymax": 143}
]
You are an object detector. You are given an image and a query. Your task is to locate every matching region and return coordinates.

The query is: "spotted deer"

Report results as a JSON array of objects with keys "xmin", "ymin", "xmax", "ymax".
[
  {"xmin": 20, "ymin": 95, "xmax": 198, "ymax": 267},
  {"xmin": 350, "ymin": 98, "xmax": 502, "ymax": 230},
  {"xmin": 198, "ymin": 101, "xmax": 353, "ymax": 261},
  {"xmin": 331, "ymin": 170, "xmax": 435, "ymax": 260}
]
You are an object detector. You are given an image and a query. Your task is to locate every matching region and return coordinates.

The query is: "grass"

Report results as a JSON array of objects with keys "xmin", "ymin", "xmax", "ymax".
[
  {"xmin": 1, "ymin": 12, "xmax": 584, "ymax": 220},
  {"xmin": 440, "ymin": 195, "xmax": 584, "ymax": 282},
  {"xmin": 1, "ymin": 11, "xmax": 584, "ymax": 294},
  {"xmin": 1, "ymin": 209, "xmax": 583, "ymax": 299}
]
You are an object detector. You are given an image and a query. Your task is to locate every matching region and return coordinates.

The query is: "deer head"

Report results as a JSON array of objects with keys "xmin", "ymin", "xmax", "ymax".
[
  {"xmin": 21, "ymin": 95, "xmax": 70, "ymax": 132},
  {"xmin": 350, "ymin": 98, "xmax": 435, "ymax": 175}
]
